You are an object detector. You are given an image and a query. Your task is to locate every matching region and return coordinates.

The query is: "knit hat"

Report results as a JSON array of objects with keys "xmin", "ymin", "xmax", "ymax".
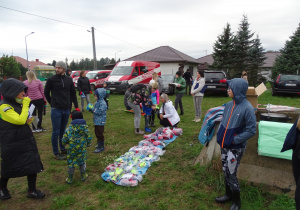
[
  {"xmin": 56, "ymin": 61, "xmax": 67, "ymax": 70},
  {"xmin": 71, "ymin": 110, "xmax": 83, "ymax": 120},
  {"xmin": 176, "ymin": 71, "xmax": 182, "ymax": 76}
]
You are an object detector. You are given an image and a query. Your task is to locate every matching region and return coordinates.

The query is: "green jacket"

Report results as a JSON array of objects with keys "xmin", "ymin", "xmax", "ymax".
[{"xmin": 174, "ymin": 76, "xmax": 186, "ymax": 94}]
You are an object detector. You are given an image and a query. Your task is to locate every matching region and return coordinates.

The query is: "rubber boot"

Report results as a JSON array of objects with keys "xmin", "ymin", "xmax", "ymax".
[
  {"xmin": 81, "ymin": 171, "xmax": 88, "ymax": 181},
  {"xmin": 215, "ymin": 184, "xmax": 232, "ymax": 203},
  {"xmin": 230, "ymin": 191, "xmax": 241, "ymax": 210},
  {"xmin": 94, "ymin": 141, "xmax": 105, "ymax": 153},
  {"xmin": 66, "ymin": 173, "xmax": 73, "ymax": 184}
]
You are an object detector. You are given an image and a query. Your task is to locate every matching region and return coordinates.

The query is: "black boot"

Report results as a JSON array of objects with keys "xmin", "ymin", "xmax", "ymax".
[
  {"xmin": 215, "ymin": 184, "xmax": 232, "ymax": 203},
  {"xmin": 230, "ymin": 191, "xmax": 241, "ymax": 210}
]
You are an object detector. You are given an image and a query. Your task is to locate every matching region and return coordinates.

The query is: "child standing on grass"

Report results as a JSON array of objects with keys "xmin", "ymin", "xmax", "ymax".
[
  {"xmin": 90, "ymin": 88, "xmax": 107, "ymax": 153},
  {"xmin": 215, "ymin": 78, "xmax": 256, "ymax": 210},
  {"xmin": 149, "ymin": 82, "xmax": 160, "ymax": 127},
  {"xmin": 62, "ymin": 110, "xmax": 92, "ymax": 184}
]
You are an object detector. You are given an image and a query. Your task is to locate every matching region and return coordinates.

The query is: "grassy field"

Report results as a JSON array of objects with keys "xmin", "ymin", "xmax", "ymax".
[{"xmin": 0, "ymin": 88, "xmax": 298, "ymax": 209}]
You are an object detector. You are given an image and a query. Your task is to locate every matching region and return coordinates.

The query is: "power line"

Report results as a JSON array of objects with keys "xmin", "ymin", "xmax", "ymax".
[
  {"xmin": 0, "ymin": 5, "xmax": 145, "ymax": 50},
  {"xmin": 0, "ymin": 5, "xmax": 89, "ymax": 29}
]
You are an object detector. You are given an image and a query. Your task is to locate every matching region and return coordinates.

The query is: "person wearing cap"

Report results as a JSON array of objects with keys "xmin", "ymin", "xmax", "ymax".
[
  {"xmin": 0, "ymin": 78, "xmax": 45, "ymax": 200},
  {"xmin": 174, "ymin": 71, "xmax": 186, "ymax": 115},
  {"xmin": 215, "ymin": 78, "xmax": 256, "ymax": 210},
  {"xmin": 44, "ymin": 61, "xmax": 80, "ymax": 160}
]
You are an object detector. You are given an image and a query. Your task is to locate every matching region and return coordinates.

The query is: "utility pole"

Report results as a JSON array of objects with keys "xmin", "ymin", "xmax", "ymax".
[{"xmin": 91, "ymin": 27, "xmax": 97, "ymax": 70}]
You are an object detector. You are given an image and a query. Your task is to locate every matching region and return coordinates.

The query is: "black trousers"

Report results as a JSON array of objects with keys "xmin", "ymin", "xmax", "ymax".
[
  {"xmin": 0, "ymin": 174, "xmax": 37, "ymax": 191},
  {"xmin": 31, "ymin": 98, "xmax": 44, "ymax": 129},
  {"xmin": 174, "ymin": 93, "xmax": 184, "ymax": 113},
  {"xmin": 157, "ymin": 112, "xmax": 178, "ymax": 127},
  {"xmin": 95, "ymin": 125, "xmax": 105, "ymax": 143},
  {"xmin": 292, "ymin": 150, "xmax": 300, "ymax": 210}
]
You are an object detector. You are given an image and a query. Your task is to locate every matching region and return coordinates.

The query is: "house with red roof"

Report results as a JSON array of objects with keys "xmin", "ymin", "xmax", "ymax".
[{"xmin": 13, "ymin": 56, "xmax": 50, "ymax": 71}]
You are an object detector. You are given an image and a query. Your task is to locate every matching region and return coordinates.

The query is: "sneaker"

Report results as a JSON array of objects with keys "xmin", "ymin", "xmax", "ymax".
[
  {"xmin": 192, "ymin": 118, "xmax": 196, "ymax": 122},
  {"xmin": 36, "ymin": 129, "xmax": 42, "ymax": 132},
  {"xmin": 38, "ymin": 128, "xmax": 46, "ymax": 132},
  {"xmin": 150, "ymin": 122, "xmax": 155, "ymax": 127},
  {"xmin": 54, "ymin": 153, "xmax": 66, "ymax": 160},
  {"xmin": 61, "ymin": 150, "xmax": 67, "ymax": 155},
  {"xmin": 27, "ymin": 190, "xmax": 45, "ymax": 199},
  {"xmin": 195, "ymin": 118, "xmax": 201, "ymax": 123},
  {"xmin": 32, "ymin": 129, "xmax": 36, "ymax": 133},
  {"xmin": 81, "ymin": 172, "xmax": 88, "ymax": 181},
  {"xmin": 0, "ymin": 188, "xmax": 11, "ymax": 200},
  {"xmin": 145, "ymin": 127, "xmax": 152, "ymax": 132},
  {"xmin": 135, "ymin": 130, "xmax": 145, "ymax": 135}
]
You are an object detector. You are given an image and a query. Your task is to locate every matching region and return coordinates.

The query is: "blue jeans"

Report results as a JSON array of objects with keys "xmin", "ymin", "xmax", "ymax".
[{"xmin": 50, "ymin": 108, "xmax": 70, "ymax": 155}]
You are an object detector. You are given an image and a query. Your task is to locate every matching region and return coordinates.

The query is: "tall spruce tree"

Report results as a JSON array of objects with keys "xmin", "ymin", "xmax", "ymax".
[
  {"xmin": 211, "ymin": 23, "xmax": 235, "ymax": 75},
  {"xmin": 248, "ymin": 35, "xmax": 266, "ymax": 86},
  {"xmin": 272, "ymin": 23, "xmax": 300, "ymax": 79},
  {"xmin": 232, "ymin": 15, "xmax": 254, "ymax": 76}
]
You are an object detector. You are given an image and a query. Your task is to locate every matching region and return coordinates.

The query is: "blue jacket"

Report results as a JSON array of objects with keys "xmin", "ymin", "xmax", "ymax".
[
  {"xmin": 217, "ymin": 78, "xmax": 256, "ymax": 149},
  {"xmin": 92, "ymin": 88, "xmax": 107, "ymax": 126},
  {"xmin": 281, "ymin": 117, "xmax": 300, "ymax": 159}
]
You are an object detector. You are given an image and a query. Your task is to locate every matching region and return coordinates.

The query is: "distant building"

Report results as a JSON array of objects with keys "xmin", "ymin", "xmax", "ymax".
[
  {"xmin": 124, "ymin": 46, "xmax": 200, "ymax": 77},
  {"xmin": 13, "ymin": 56, "xmax": 54, "ymax": 80}
]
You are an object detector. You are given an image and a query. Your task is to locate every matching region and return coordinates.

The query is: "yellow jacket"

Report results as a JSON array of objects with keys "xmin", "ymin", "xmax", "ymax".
[{"xmin": 0, "ymin": 97, "xmax": 31, "ymax": 125}]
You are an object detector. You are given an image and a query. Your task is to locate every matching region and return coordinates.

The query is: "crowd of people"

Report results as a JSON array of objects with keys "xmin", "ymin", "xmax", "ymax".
[{"xmin": 0, "ymin": 63, "xmax": 299, "ymax": 210}]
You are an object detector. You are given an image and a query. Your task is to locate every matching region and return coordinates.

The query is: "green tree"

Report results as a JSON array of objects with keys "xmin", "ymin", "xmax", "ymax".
[
  {"xmin": 0, "ymin": 55, "xmax": 21, "ymax": 77},
  {"xmin": 232, "ymin": 15, "xmax": 254, "ymax": 76},
  {"xmin": 211, "ymin": 23, "xmax": 235, "ymax": 75},
  {"xmin": 272, "ymin": 23, "xmax": 300, "ymax": 79},
  {"xmin": 18, "ymin": 62, "xmax": 27, "ymax": 76},
  {"xmin": 70, "ymin": 59, "xmax": 79, "ymax": 70},
  {"xmin": 248, "ymin": 35, "xmax": 267, "ymax": 86}
]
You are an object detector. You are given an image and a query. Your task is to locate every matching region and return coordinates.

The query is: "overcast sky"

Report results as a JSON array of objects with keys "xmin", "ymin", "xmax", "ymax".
[{"xmin": 0, "ymin": 0, "xmax": 299, "ymax": 65}]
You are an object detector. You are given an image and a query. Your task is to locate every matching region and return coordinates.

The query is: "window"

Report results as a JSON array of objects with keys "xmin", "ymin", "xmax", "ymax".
[{"xmin": 140, "ymin": 66, "xmax": 148, "ymax": 75}]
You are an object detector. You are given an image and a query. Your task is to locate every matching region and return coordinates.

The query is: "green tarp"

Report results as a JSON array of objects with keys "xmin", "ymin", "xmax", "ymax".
[{"xmin": 258, "ymin": 121, "xmax": 293, "ymax": 160}]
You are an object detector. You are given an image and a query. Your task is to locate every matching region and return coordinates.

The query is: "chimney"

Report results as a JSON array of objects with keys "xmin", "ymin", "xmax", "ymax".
[{"xmin": 36, "ymin": 59, "xmax": 39, "ymax": 62}]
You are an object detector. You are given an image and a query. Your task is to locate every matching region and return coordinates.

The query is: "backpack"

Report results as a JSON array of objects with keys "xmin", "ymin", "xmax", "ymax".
[{"xmin": 130, "ymin": 84, "xmax": 147, "ymax": 93}]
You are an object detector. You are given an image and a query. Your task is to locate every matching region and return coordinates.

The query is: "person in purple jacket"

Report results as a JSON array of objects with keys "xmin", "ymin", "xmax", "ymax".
[
  {"xmin": 215, "ymin": 78, "xmax": 256, "ymax": 210},
  {"xmin": 24, "ymin": 71, "xmax": 47, "ymax": 132}
]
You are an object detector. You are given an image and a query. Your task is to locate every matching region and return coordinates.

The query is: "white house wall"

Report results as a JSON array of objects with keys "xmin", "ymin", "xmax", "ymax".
[{"xmin": 159, "ymin": 63, "xmax": 198, "ymax": 78}]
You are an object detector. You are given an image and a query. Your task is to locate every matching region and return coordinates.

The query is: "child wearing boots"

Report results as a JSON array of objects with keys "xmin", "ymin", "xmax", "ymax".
[
  {"xmin": 0, "ymin": 78, "xmax": 45, "ymax": 200},
  {"xmin": 215, "ymin": 78, "xmax": 256, "ymax": 210},
  {"xmin": 62, "ymin": 110, "xmax": 92, "ymax": 184},
  {"xmin": 90, "ymin": 88, "xmax": 107, "ymax": 153}
]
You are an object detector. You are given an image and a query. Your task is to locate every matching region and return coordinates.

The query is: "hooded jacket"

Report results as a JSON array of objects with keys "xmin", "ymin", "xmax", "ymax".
[
  {"xmin": 62, "ymin": 119, "xmax": 92, "ymax": 167},
  {"xmin": 44, "ymin": 74, "xmax": 78, "ymax": 109},
  {"xmin": 92, "ymin": 88, "xmax": 107, "ymax": 126},
  {"xmin": 0, "ymin": 78, "xmax": 43, "ymax": 178},
  {"xmin": 217, "ymin": 78, "xmax": 256, "ymax": 149}
]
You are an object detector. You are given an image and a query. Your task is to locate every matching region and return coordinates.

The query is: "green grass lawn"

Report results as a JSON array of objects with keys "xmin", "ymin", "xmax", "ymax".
[{"xmin": 0, "ymin": 89, "xmax": 298, "ymax": 209}]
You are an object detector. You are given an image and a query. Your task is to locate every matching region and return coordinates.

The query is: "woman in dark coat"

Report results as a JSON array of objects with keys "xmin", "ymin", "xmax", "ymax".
[
  {"xmin": 0, "ymin": 78, "xmax": 45, "ymax": 200},
  {"xmin": 77, "ymin": 70, "xmax": 92, "ymax": 111}
]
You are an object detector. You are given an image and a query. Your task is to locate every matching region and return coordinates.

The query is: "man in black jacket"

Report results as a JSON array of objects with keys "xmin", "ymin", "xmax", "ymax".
[
  {"xmin": 183, "ymin": 69, "xmax": 193, "ymax": 95},
  {"xmin": 44, "ymin": 61, "xmax": 80, "ymax": 160}
]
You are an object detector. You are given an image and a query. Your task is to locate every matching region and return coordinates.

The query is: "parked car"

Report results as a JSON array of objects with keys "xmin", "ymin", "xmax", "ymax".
[
  {"xmin": 70, "ymin": 70, "xmax": 80, "ymax": 86},
  {"xmin": 160, "ymin": 74, "xmax": 175, "ymax": 95},
  {"xmin": 204, "ymin": 70, "xmax": 229, "ymax": 95},
  {"xmin": 75, "ymin": 70, "xmax": 111, "ymax": 91},
  {"xmin": 271, "ymin": 74, "xmax": 300, "ymax": 96}
]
